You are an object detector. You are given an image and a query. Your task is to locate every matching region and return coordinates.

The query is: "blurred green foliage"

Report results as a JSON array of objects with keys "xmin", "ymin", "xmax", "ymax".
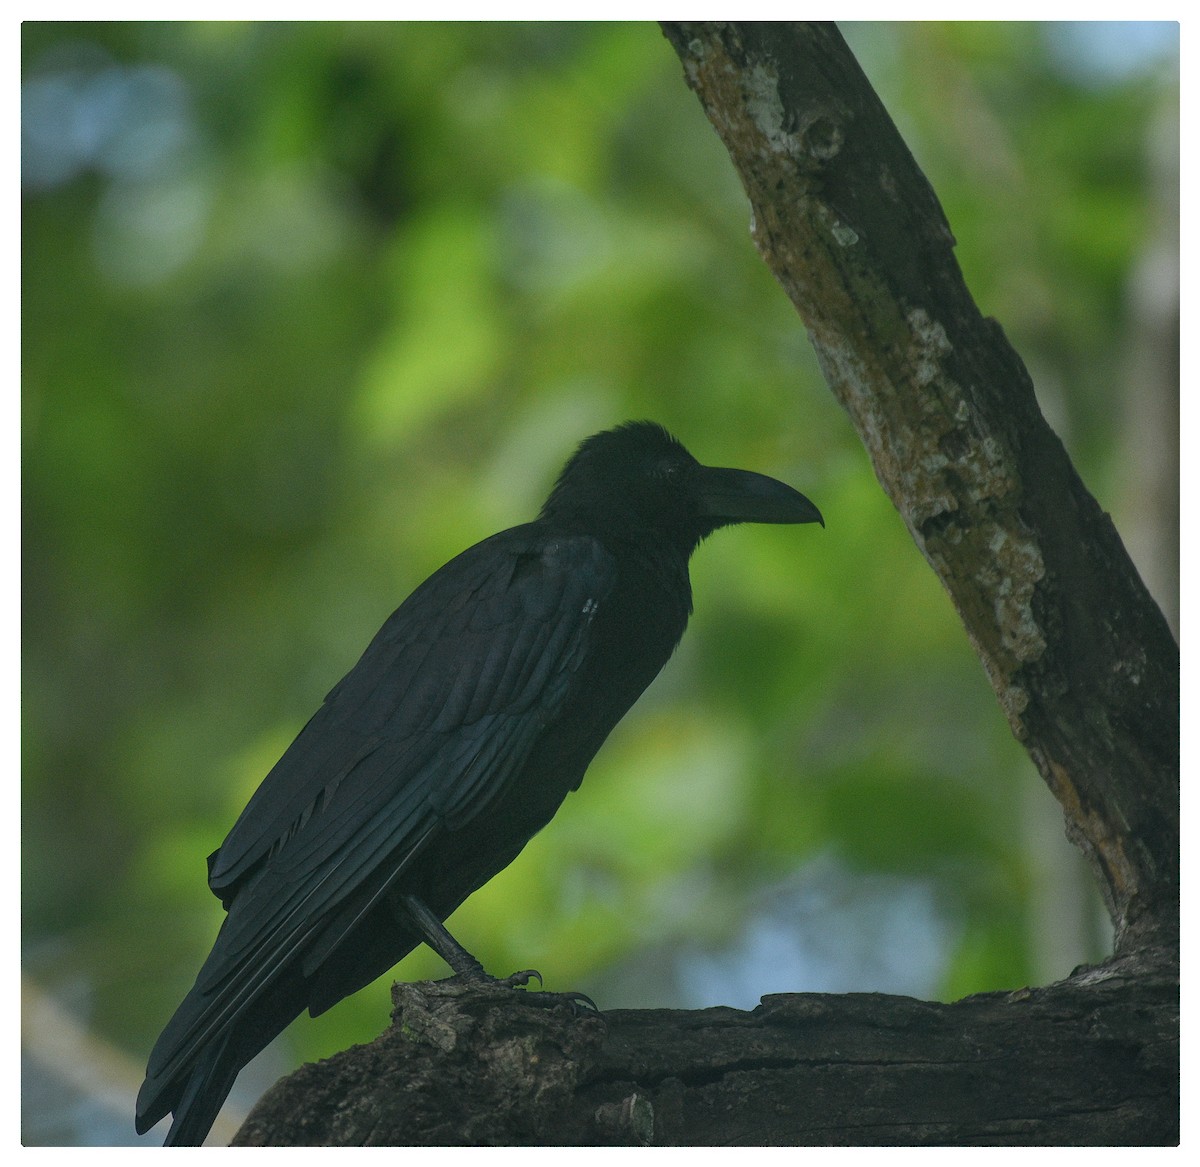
[{"xmin": 22, "ymin": 20, "xmax": 1176, "ymax": 1132}]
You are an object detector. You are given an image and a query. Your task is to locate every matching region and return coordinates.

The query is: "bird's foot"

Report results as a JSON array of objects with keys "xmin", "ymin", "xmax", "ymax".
[
  {"xmin": 505, "ymin": 979, "xmax": 601, "ymax": 1016},
  {"xmin": 528, "ymin": 987, "xmax": 602, "ymax": 1016},
  {"xmin": 449, "ymin": 967, "xmax": 600, "ymax": 1016},
  {"xmin": 444, "ymin": 965, "xmax": 540, "ymax": 989}
]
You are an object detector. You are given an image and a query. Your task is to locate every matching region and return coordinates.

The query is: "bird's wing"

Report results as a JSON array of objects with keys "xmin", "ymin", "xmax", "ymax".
[
  {"xmin": 143, "ymin": 529, "xmax": 614, "ymax": 1088},
  {"xmin": 209, "ymin": 528, "xmax": 614, "ymax": 893}
]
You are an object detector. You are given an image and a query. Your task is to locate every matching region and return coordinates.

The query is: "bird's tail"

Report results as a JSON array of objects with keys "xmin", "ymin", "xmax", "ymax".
[
  {"xmin": 137, "ymin": 955, "xmax": 313, "ymax": 1146},
  {"xmin": 165, "ymin": 1034, "xmax": 241, "ymax": 1146},
  {"xmin": 136, "ymin": 1028, "xmax": 240, "ymax": 1147}
]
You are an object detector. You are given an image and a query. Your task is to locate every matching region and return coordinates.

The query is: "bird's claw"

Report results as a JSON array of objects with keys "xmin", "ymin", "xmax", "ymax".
[
  {"xmin": 560, "ymin": 989, "xmax": 601, "ymax": 1015},
  {"xmin": 519, "ymin": 986, "xmax": 602, "ymax": 1017},
  {"xmin": 497, "ymin": 968, "xmax": 543, "ymax": 989}
]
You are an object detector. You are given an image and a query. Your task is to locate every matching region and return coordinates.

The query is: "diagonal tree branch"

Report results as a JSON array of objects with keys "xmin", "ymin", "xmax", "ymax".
[{"xmin": 659, "ymin": 20, "xmax": 1178, "ymax": 957}]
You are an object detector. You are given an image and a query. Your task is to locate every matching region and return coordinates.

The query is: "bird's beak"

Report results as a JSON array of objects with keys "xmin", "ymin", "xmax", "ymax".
[{"xmin": 695, "ymin": 466, "xmax": 824, "ymax": 528}]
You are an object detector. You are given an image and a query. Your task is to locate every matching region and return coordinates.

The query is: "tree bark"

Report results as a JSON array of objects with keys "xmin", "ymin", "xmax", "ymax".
[
  {"xmin": 232, "ymin": 22, "xmax": 1178, "ymax": 1146},
  {"xmin": 657, "ymin": 21, "xmax": 1178, "ymax": 957},
  {"xmin": 234, "ymin": 969, "xmax": 1177, "ymax": 1146}
]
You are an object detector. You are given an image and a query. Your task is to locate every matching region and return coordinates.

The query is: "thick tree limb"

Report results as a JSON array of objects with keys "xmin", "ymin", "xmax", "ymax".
[
  {"xmin": 234, "ymin": 973, "xmax": 1177, "ymax": 1146},
  {"xmin": 659, "ymin": 21, "xmax": 1178, "ymax": 955}
]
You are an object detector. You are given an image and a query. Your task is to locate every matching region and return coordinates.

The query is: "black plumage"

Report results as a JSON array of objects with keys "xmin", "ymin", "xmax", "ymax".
[{"xmin": 135, "ymin": 421, "xmax": 823, "ymax": 1145}]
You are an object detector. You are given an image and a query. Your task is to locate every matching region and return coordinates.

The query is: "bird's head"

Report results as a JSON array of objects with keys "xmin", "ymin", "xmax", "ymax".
[{"xmin": 540, "ymin": 421, "xmax": 823, "ymax": 549}]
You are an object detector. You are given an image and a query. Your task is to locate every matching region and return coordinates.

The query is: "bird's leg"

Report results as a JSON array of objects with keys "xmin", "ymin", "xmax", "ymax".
[
  {"xmin": 397, "ymin": 893, "xmax": 541, "ymax": 987},
  {"xmin": 397, "ymin": 893, "xmax": 597, "ymax": 1012}
]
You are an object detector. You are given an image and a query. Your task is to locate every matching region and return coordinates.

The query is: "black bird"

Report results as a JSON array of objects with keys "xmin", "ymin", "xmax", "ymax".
[{"xmin": 135, "ymin": 421, "xmax": 822, "ymax": 1145}]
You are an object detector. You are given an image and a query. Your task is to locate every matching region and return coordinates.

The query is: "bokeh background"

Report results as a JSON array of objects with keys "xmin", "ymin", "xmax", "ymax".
[{"xmin": 21, "ymin": 21, "xmax": 1179, "ymax": 1146}]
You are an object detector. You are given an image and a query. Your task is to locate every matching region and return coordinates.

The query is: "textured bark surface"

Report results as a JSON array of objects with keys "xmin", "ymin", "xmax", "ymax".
[
  {"xmin": 659, "ymin": 21, "xmax": 1178, "ymax": 955},
  {"xmin": 234, "ymin": 969, "xmax": 1177, "ymax": 1146}
]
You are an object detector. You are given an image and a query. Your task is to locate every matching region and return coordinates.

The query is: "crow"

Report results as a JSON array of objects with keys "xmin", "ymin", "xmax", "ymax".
[{"xmin": 135, "ymin": 421, "xmax": 823, "ymax": 1145}]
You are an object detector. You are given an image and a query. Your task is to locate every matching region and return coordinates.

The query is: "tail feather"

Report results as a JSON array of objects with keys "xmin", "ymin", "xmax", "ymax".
[
  {"xmin": 136, "ymin": 969, "xmax": 309, "ymax": 1146},
  {"xmin": 159, "ymin": 1033, "xmax": 239, "ymax": 1146}
]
